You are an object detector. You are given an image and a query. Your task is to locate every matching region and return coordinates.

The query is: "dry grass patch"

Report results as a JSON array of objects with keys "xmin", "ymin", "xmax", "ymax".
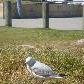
[{"xmin": 0, "ymin": 27, "xmax": 84, "ymax": 84}]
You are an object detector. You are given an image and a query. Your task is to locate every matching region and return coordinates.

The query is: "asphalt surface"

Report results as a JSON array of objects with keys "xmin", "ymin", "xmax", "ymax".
[{"xmin": 0, "ymin": 18, "xmax": 83, "ymax": 30}]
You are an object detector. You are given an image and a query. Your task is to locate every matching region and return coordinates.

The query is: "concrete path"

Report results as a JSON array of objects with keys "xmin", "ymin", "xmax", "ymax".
[{"xmin": 0, "ymin": 18, "xmax": 83, "ymax": 30}]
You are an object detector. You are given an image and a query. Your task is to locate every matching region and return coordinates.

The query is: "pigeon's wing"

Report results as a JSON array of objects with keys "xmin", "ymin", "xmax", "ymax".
[
  {"xmin": 31, "ymin": 67, "xmax": 54, "ymax": 77},
  {"xmin": 31, "ymin": 61, "xmax": 53, "ymax": 71},
  {"xmin": 30, "ymin": 60, "xmax": 57, "ymax": 77}
]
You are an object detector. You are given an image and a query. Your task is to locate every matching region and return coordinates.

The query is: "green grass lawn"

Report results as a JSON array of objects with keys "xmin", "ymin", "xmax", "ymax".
[{"xmin": 0, "ymin": 27, "xmax": 84, "ymax": 84}]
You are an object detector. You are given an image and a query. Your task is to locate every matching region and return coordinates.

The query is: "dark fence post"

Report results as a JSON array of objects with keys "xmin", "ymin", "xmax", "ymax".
[
  {"xmin": 42, "ymin": 2, "xmax": 49, "ymax": 28},
  {"xmin": 4, "ymin": 1, "xmax": 12, "ymax": 26},
  {"xmin": 83, "ymin": 5, "xmax": 84, "ymax": 29}
]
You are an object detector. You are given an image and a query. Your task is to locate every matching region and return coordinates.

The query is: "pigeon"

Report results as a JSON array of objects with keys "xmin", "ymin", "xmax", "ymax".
[{"xmin": 25, "ymin": 57, "xmax": 65, "ymax": 79}]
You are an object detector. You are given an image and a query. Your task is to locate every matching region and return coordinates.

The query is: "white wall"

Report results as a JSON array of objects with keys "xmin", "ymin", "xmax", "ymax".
[
  {"xmin": 47, "ymin": 0, "xmax": 64, "ymax": 2},
  {"xmin": 47, "ymin": 0, "xmax": 84, "ymax": 5},
  {"xmin": 73, "ymin": 0, "xmax": 84, "ymax": 5}
]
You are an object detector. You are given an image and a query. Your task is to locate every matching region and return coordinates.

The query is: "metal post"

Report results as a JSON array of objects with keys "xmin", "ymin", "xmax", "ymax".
[
  {"xmin": 16, "ymin": 0, "xmax": 23, "ymax": 18},
  {"xmin": 42, "ymin": 2, "xmax": 49, "ymax": 28},
  {"xmin": 4, "ymin": 1, "xmax": 12, "ymax": 26}
]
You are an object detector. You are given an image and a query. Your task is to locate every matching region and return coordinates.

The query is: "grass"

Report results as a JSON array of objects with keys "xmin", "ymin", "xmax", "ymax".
[{"xmin": 0, "ymin": 26, "xmax": 84, "ymax": 84}]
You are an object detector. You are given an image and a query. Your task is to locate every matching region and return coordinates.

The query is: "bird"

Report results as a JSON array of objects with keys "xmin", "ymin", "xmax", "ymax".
[{"xmin": 25, "ymin": 57, "xmax": 65, "ymax": 79}]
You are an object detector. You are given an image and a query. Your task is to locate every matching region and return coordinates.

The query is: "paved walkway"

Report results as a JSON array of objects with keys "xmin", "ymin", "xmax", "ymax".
[{"xmin": 0, "ymin": 18, "xmax": 83, "ymax": 30}]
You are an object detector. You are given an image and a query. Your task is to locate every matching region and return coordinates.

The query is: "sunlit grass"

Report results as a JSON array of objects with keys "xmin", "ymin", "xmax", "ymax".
[{"xmin": 0, "ymin": 27, "xmax": 84, "ymax": 84}]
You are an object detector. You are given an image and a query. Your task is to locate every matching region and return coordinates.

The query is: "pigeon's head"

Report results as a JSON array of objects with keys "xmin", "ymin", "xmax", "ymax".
[
  {"xmin": 25, "ymin": 57, "xmax": 36, "ymax": 67},
  {"xmin": 25, "ymin": 57, "xmax": 32, "ymax": 64}
]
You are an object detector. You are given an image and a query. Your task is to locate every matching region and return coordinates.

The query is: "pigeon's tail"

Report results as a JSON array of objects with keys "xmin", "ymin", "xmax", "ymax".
[
  {"xmin": 49, "ymin": 74, "xmax": 66, "ymax": 78},
  {"xmin": 49, "ymin": 74, "xmax": 63, "ymax": 78}
]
